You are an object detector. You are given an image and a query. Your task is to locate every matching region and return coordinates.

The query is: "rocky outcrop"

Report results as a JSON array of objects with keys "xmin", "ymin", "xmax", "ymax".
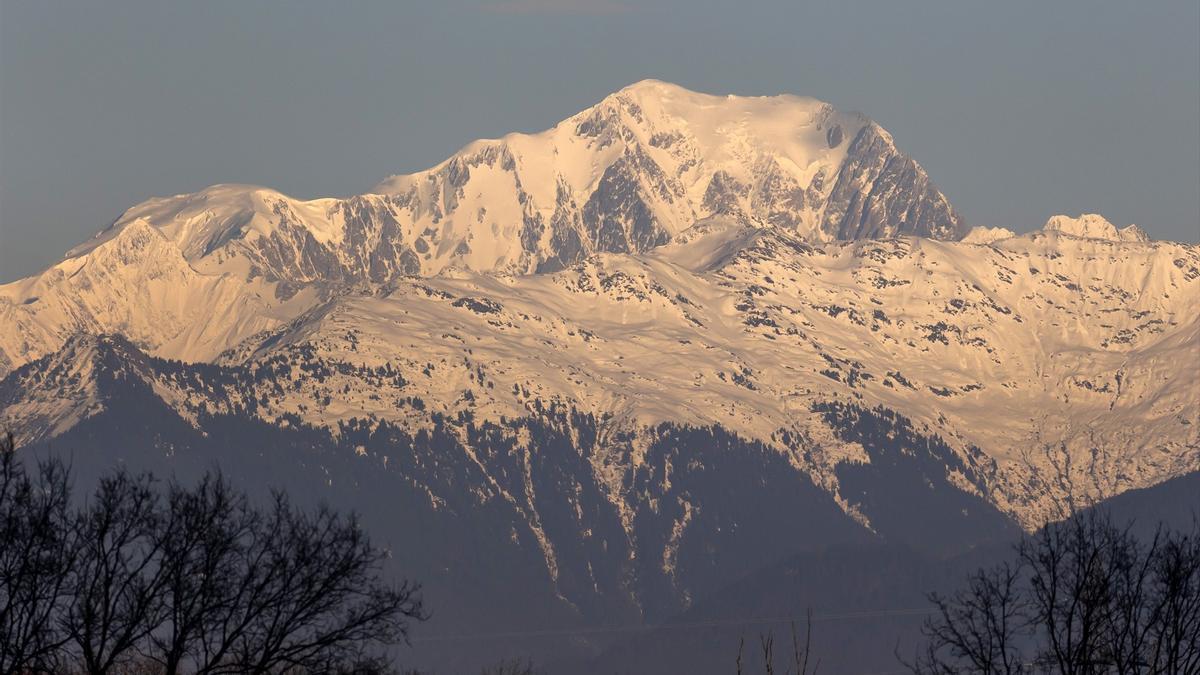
[{"xmin": 822, "ymin": 123, "xmax": 968, "ymax": 240}]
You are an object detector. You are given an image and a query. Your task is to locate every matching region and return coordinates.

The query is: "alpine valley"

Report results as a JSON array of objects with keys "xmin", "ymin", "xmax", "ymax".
[{"xmin": 2, "ymin": 81, "xmax": 1197, "ymax": 672}]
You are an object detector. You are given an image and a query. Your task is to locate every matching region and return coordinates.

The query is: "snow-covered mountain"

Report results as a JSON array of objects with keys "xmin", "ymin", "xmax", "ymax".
[
  {"xmin": 1044, "ymin": 213, "xmax": 1150, "ymax": 242},
  {"xmin": 2, "ymin": 80, "xmax": 966, "ymax": 370},
  {"xmin": 1, "ymin": 81, "xmax": 1197, "ymax": 667},
  {"xmin": 7, "ymin": 212, "xmax": 1195, "ymax": 527}
]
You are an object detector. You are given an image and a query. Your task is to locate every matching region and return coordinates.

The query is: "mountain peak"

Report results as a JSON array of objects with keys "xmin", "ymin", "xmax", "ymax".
[
  {"xmin": 592, "ymin": 79, "xmax": 846, "ymax": 137},
  {"xmin": 0, "ymin": 332, "xmax": 153, "ymax": 445},
  {"xmin": 611, "ymin": 79, "xmax": 835, "ymax": 109},
  {"xmin": 961, "ymin": 225, "xmax": 1017, "ymax": 244},
  {"xmin": 1043, "ymin": 214, "xmax": 1151, "ymax": 243},
  {"xmin": 615, "ymin": 78, "xmax": 689, "ymax": 95},
  {"xmin": 11, "ymin": 83, "xmax": 968, "ymax": 311}
]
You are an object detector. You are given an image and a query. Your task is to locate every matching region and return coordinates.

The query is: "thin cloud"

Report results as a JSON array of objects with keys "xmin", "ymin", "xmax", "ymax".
[{"xmin": 479, "ymin": 0, "xmax": 634, "ymax": 15}]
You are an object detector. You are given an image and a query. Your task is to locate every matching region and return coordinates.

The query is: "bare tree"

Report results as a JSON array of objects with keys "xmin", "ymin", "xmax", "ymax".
[
  {"xmin": 136, "ymin": 477, "xmax": 426, "ymax": 675},
  {"xmin": 903, "ymin": 562, "xmax": 1029, "ymax": 675},
  {"xmin": 1145, "ymin": 528, "xmax": 1200, "ymax": 673},
  {"xmin": 736, "ymin": 613, "xmax": 819, "ymax": 675},
  {"xmin": 147, "ymin": 472, "xmax": 258, "ymax": 675},
  {"xmin": 1104, "ymin": 525, "xmax": 1164, "ymax": 674},
  {"xmin": 207, "ymin": 491, "xmax": 425, "ymax": 674},
  {"xmin": 0, "ymin": 441, "xmax": 428, "ymax": 674},
  {"xmin": 760, "ymin": 629, "xmax": 776, "ymax": 675},
  {"xmin": 61, "ymin": 468, "xmax": 169, "ymax": 675},
  {"xmin": 905, "ymin": 510, "xmax": 1200, "ymax": 675},
  {"xmin": 1021, "ymin": 511, "xmax": 1124, "ymax": 673},
  {"xmin": 0, "ymin": 432, "xmax": 76, "ymax": 674},
  {"xmin": 790, "ymin": 614, "xmax": 819, "ymax": 675}
]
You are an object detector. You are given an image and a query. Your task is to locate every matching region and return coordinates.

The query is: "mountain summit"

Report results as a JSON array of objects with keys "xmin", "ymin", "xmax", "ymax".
[
  {"xmin": 1043, "ymin": 213, "xmax": 1150, "ymax": 242},
  {"xmin": 63, "ymin": 81, "xmax": 965, "ymax": 283}
]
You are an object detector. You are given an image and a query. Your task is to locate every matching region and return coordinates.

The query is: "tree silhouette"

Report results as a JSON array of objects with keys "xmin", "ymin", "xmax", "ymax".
[
  {"xmin": 735, "ymin": 612, "xmax": 820, "ymax": 675},
  {"xmin": 904, "ymin": 510, "xmax": 1200, "ymax": 674},
  {"xmin": 0, "ymin": 432, "xmax": 75, "ymax": 674},
  {"xmin": 0, "ymin": 435, "xmax": 426, "ymax": 674},
  {"xmin": 64, "ymin": 468, "xmax": 169, "ymax": 675}
]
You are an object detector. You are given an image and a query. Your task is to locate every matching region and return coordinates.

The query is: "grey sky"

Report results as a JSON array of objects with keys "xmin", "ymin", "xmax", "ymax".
[{"xmin": 1, "ymin": 0, "xmax": 1197, "ymax": 282}]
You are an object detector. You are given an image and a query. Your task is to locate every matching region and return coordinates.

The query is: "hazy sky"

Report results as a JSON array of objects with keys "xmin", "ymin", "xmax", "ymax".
[{"xmin": 2, "ymin": 0, "xmax": 1197, "ymax": 281}]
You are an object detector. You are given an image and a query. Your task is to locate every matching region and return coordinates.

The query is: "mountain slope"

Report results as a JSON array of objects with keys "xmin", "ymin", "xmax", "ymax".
[
  {"xmin": 5, "ymin": 332, "xmax": 1022, "ymax": 670},
  {"xmin": 6, "ymin": 218, "xmax": 1197, "ymax": 530},
  {"xmin": 575, "ymin": 472, "xmax": 1200, "ymax": 675},
  {"xmin": 209, "ymin": 219, "xmax": 1198, "ymax": 527},
  {"xmin": 0, "ymin": 220, "xmax": 325, "ymax": 371}
]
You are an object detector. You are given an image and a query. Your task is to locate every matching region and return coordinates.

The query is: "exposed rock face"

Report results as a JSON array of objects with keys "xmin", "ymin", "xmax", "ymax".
[
  {"xmin": 581, "ymin": 146, "xmax": 675, "ymax": 255},
  {"xmin": 824, "ymin": 123, "xmax": 967, "ymax": 240}
]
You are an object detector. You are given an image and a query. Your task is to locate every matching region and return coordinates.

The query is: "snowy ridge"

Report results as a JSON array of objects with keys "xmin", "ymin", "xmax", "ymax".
[
  {"xmin": 224, "ymin": 228, "xmax": 1194, "ymax": 528},
  {"xmin": 68, "ymin": 79, "xmax": 929, "ymax": 285},
  {"xmin": 0, "ymin": 218, "xmax": 324, "ymax": 371},
  {"xmin": 1043, "ymin": 213, "xmax": 1150, "ymax": 243},
  {"xmin": 961, "ymin": 225, "xmax": 1016, "ymax": 244},
  {"xmin": 6, "ymin": 220, "xmax": 1196, "ymax": 530}
]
